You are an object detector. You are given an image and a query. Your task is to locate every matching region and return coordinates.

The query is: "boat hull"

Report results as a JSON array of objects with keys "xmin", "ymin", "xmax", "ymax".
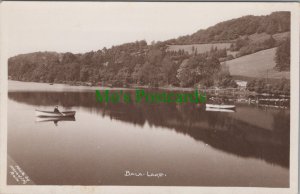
[
  {"xmin": 35, "ymin": 110, "xmax": 76, "ymax": 117},
  {"xmin": 206, "ymin": 107, "xmax": 235, "ymax": 112},
  {"xmin": 206, "ymin": 104, "xmax": 235, "ymax": 109}
]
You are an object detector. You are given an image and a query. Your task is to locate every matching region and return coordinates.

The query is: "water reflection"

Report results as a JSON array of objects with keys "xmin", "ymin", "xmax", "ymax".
[
  {"xmin": 8, "ymin": 91, "xmax": 290, "ymax": 168},
  {"xmin": 35, "ymin": 116, "xmax": 76, "ymax": 126}
]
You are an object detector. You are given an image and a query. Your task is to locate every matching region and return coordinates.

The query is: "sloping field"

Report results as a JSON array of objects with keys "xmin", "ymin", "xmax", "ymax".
[
  {"xmin": 166, "ymin": 43, "xmax": 231, "ymax": 54},
  {"xmin": 242, "ymin": 32, "xmax": 290, "ymax": 43},
  {"xmin": 222, "ymin": 48, "xmax": 290, "ymax": 79},
  {"xmin": 272, "ymin": 31, "xmax": 290, "ymax": 41},
  {"xmin": 166, "ymin": 32, "xmax": 289, "ymax": 55}
]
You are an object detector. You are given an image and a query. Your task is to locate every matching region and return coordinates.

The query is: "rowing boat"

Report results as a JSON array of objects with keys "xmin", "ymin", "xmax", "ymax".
[
  {"xmin": 206, "ymin": 104, "xmax": 235, "ymax": 109},
  {"xmin": 35, "ymin": 110, "xmax": 76, "ymax": 117}
]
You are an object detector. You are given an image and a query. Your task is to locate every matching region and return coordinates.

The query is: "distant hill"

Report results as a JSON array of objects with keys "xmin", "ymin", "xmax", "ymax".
[
  {"xmin": 223, "ymin": 47, "xmax": 290, "ymax": 79},
  {"xmin": 166, "ymin": 12, "xmax": 290, "ymax": 44}
]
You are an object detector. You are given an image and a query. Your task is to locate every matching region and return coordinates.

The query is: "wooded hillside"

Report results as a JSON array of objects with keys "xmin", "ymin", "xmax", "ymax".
[{"xmin": 8, "ymin": 12, "xmax": 290, "ymax": 90}]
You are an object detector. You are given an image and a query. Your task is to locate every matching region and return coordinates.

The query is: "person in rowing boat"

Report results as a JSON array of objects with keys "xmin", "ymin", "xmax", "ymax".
[
  {"xmin": 54, "ymin": 106, "xmax": 60, "ymax": 126},
  {"xmin": 54, "ymin": 105, "xmax": 60, "ymax": 113}
]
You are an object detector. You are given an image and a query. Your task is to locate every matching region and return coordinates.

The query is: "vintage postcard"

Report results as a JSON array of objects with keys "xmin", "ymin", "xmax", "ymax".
[{"xmin": 0, "ymin": 1, "xmax": 299, "ymax": 194}]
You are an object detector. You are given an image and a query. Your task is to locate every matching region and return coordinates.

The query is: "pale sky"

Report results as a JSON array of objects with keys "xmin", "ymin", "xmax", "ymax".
[{"xmin": 0, "ymin": 2, "xmax": 292, "ymax": 57}]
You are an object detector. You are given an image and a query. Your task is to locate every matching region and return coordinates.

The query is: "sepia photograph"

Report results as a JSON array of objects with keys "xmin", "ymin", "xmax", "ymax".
[{"xmin": 0, "ymin": 2, "xmax": 299, "ymax": 194}]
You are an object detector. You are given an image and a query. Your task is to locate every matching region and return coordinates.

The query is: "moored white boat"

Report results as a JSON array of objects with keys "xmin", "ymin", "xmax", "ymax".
[
  {"xmin": 205, "ymin": 107, "xmax": 235, "ymax": 112},
  {"xmin": 206, "ymin": 104, "xmax": 235, "ymax": 109},
  {"xmin": 35, "ymin": 110, "xmax": 76, "ymax": 117}
]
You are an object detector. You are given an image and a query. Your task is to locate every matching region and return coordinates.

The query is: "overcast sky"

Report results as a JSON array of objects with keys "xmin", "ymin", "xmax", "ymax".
[{"xmin": 1, "ymin": 2, "xmax": 291, "ymax": 57}]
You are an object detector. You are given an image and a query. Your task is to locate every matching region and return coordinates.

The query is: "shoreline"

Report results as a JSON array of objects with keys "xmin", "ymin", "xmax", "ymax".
[
  {"xmin": 7, "ymin": 80, "xmax": 289, "ymax": 98},
  {"xmin": 8, "ymin": 79, "xmax": 200, "ymax": 92}
]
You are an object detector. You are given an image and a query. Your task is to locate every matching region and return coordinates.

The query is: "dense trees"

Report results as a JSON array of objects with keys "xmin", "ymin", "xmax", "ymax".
[
  {"xmin": 216, "ymin": 67, "xmax": 238, "ymax": 88},
  {"xmin": 8, "ymin": 41, "xmax": 183, "ymax": 87},
  {"xmin": 246, "ymin": 78, "xmax": 290, "ymax": 94},
  {"xmin": 230, "ymin": 35, "xmax": 279, "ymax": 58},
  {"xmin": 9, "ymin": 44, "xmax": 230, "ymax": 88},
  {"xmin": 176, "ymin": 53, "xmax": 223, "ymax": 87},
  {"xmin": 275, "ymin": 38, "xmax": 290, "ymax": 71}
]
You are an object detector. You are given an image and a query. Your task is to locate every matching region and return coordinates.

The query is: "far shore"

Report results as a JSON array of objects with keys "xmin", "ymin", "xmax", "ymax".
[
  {"xmin": 8, "ymin": 80, "xmax": 198, "ymax": 92},
  {"xmin": 8, "ymin": 79, "xmax": 289, "ymax": 98}
]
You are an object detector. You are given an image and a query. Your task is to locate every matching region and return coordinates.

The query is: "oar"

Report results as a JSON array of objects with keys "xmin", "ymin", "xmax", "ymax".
[{"xmin": 59, "ymin": 112, "xmax": 66, "ymax": 116}]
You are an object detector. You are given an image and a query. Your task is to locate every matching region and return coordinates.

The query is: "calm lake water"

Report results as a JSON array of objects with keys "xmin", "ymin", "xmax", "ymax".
[{"xmin": 7, "ymin": 81, "xmax": 289, "ymax": 187}]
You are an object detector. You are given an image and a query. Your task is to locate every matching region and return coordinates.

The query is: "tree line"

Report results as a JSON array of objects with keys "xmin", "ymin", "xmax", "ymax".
[{"xmin": 9, "ymin": 41, "xmax": 236, "ymax": 88}]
